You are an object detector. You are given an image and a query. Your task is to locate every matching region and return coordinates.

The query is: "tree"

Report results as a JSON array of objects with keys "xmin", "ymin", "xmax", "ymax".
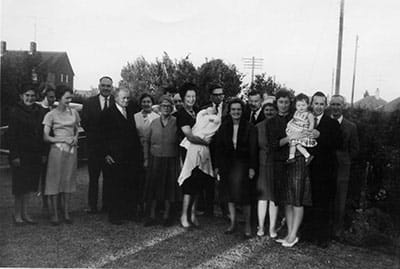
[
  {"xmin": 251, "ymin": 73, "xmax": 279, "ymax": 96},
  {"xmin": 119, "ymin": 56, "xmax": 153, "ymax": 100},
  {"xmin": 197, "ymin": 59, "xmax": 243, "ymax": 106},
  {"xmin": 119, "ymin": 53, "xmax": 198, "ymax": 101}
]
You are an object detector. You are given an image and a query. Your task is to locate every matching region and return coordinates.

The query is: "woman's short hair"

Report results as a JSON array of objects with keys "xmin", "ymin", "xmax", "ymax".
[
  {"xmin": 261, "ymin": 101, "xmax": 278, "ymax": 112},
  {"xmin": 179, "ymin": 82, "xmax": 197, "ymax": 100},
  {"xmin": 139, "ymin": 93, "xmax": 154, "ymax": 105},
  {"xmin": 275, "ymin": 89, "xmax": 292, "ymax": 101},
  {"xmin": 227, "ymin": 97, "xmax": 245, "ymax": 112},
  {"xmin": 295, "ymin": 93, "xmax": 310, "ymax": 104},
  {"xmin": 18, "ymin": 83, "xmax": 37, "ymax": 95},
  {"xmin": 159, "ymin": 94, "xmax": 174, "ymax": 107},
  {"xmin": 55, "ymin": 85, "xmax": 73, "ymax": 100}
]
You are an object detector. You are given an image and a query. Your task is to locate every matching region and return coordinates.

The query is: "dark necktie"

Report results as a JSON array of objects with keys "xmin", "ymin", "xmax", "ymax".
[
  {"xmin": 251, "ymin": 112, "xmax": 256, "ymax": 124},
  {"xmin": 104, "ymin": 97, "xmax": 108, "ymax": 110}
]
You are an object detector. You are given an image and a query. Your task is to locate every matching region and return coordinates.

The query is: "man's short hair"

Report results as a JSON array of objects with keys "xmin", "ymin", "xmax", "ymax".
[
  {"xmin": 311, "ymin": 91, "xmax": 327, "ymax": 105},
  {"xmin": 331, "ymin": 94, "xmax": 345, "ymax": 103},
  {"xmin": 208, "ymin": 83, "xmax": 223, "ymax": 94},
  {"xmin": 163, "ymin": 85, "xmax": 177, "ymax": 94},
  {"xmin": 99, "ymin": 76, "xmax": 113, "ymax": 83},
  {"xmin": 248, "ymin": 90, "xmax": 262, "ymax": 98}
]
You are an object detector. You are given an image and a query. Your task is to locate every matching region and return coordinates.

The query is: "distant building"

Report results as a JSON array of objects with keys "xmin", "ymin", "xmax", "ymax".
[
  {"xmin": 1, "ymin": 41, "xmax": 75, "ymax": 125},
  {"xmin": 354, "ymin": 88, "xmax": 387, "ymax": 110},
  {"xmin": 383, "ymin": 97, "xmax": 400, "ymax": 113}
]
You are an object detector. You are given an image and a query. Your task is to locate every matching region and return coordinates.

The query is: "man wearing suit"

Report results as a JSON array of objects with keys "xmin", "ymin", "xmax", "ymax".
[
  {"xmin": 309, "ymin": 91, "xmax": 342, "ymax": 248},
  {"xmin": 101, "ymin": 88, "xmax": 143, "ymax": 224},
  {"xmin": 81, "ymin": 76, "xmax": 114, "ymax": 213},
  {"xmin": 245, "ymin": 90, "xmax": 265, "ymax": 125},
  {"xmin": 329, "ymin": 95, "xmax": 359, "ymax": 237},
  {"xmin": 199, "ymin": 84, "xmax": 226, "ymax": 217}
]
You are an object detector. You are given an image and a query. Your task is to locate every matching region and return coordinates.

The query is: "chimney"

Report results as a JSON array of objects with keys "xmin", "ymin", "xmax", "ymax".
[
  {"xmin": 1, "ymin": 41, "xmax": 6, "ymax": 55},
  {"xmin": 29, "ymin": 41, "xmax": 37, "ymax": 55},
  {"xmin": 375, "ymin": 88, "xmax": 380, "ymax": 100}
]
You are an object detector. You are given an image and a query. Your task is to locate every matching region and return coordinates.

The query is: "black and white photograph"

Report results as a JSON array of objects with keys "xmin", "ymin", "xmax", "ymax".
[{"xmin": 1, "ymin": 0, "xmax": 399, "ymax": 268}]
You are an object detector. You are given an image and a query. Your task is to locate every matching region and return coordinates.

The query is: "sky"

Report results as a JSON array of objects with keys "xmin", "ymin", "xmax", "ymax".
[{"xmin": 1, "ymin": 0, "xmax": 400, "ymax": 102}]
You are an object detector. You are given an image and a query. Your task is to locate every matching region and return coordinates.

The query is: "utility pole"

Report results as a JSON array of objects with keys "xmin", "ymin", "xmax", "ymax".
[
  {"xmin": 351, "ymin": 35, "xmax": 359, "ymax": 107},
  {"xmin": 335, "ymin": 0, "xmax": 345, "ymax": 95},
  {"xmin": 331, "ymin": 68, "xmax": 335, "ymax": 96},
  {"xmin": 242, "ymin": 57, "xmax": 263, "ymax": 86}
]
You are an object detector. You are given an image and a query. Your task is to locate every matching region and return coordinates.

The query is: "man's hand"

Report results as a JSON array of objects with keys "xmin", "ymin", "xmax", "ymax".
[
  {"xmin": 105, "ymin": 155, "xmax": 115, "ymax": 165},
  {"xmin": 144, "ymin": 159, "xmax": 148, "ymax": 168},
  {"xmin": 249, "ymin": 168, "xmax": 255, "ymax": 179},
  {"xmin": 11, "ymin": 158, "xmax": 20, "ymax": 167}
]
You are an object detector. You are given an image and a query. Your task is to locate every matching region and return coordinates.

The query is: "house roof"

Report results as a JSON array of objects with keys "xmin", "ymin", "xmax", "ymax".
[
  {"xmin": 354, "ymin": 95, "xmax": 387, "ymax": 110},
  {"xmin": 383, "ymin": 97, "xmax": 400, "ymax": 112},
  {"xmin": 1, "ymin": 50, "xmax": 74, "ymax": 75}
]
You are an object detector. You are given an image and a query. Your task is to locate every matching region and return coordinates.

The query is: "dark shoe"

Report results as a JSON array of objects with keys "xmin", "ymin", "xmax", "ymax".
[
  {"xmin": 162, "ymin": 218, "xmax": 173, "ymax": 227},
  {"xmin": 110, "ymin": 219, "xmax": 123, "ymax": 225},
  {"xmin": 144, "ymin": 218, "xmax": 158, "ymax": 227},
  {"xmin": 243, "ymin": 233, "xmax": 252, "ymax": 239},
  {"xmin": 50, "ymin": 219, "xmax": 61, "ymax": 226},
  {"xmin": 100, "ymin": 206, "xmax": 108, "ymax": 213},
  {"xmin": 286, "ymin": 158, "xmax": 296, "ymax": 164},
  {"xmin": 64, "ymin": 218, "xmax": 73, "ymax": 225},
  {"xmin": 85, "ymin": 208, "xmax": 99, "ymax": 214},
  {"xmin": 305, "ymin": 155, "xmax": 314, "ymax": 166}
]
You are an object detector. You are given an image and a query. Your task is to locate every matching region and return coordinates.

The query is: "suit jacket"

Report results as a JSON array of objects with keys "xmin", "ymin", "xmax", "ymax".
[
  {"xmin": 215, "ymin": 117, "xmax": 258, "ymax": 174},
  {"xmin": 101, "ymin": 103, "xmax": 143, "ymax": 167},
  {"xmin": 81, "ymin": 94, "xmax": 114, "ymax": 149},
  {"xmin": 310, "ymin": 114, "xmax": 342, "ymax": 179},
  {"xmin": 336, "ymin": 117, "xmax": 359, "ymax": 166},
  {"xmin": 244, "ymin": 106, "xmax": 265, "ymax": 125}
]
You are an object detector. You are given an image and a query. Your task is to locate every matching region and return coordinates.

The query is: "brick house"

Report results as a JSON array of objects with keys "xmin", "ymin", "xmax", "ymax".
[{"xmin": 1, "ymin": 41, "xmax": 75, "ymax": 125}]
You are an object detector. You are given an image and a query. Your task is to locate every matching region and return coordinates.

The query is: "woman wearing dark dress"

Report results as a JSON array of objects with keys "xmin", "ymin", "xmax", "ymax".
[
  {"xmin": 256, "ymin": 102, "xmax": 278, "ymax": 237},
  {"xmin": 8, "ymin": 84, "xmax": 46, "ymax": 225},
  {"xmin": 215, "ymin": 98, "xmax": 258, "ymax": 237},
  {"xmin": 268, "ymin": 90, "xmax": 318, "ymax": 247},
  {"xmin": 144, "ymin": 95, "xmax": 180, "ymax": 226},
  {"xmin": 175, "ymin": 83, "xmax": 210, "ymax": 228}
]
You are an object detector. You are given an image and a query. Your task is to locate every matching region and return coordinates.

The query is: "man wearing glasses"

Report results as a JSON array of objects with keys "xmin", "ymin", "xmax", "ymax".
[
  {"xmin": 81, "ymin": 76, "xmax": 114, "ymax": 214},
  {"xmin": 199, "ymin": 84, "xmax": 225, "ymax": 217}
]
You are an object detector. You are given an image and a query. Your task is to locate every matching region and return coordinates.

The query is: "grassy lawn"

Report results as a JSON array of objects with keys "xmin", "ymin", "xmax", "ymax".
[{"xmin": 0, "ymin": 165, "xmax": 399, "ymax": 268}]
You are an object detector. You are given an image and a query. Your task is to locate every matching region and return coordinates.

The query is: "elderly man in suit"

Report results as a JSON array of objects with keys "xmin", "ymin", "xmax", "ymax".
[
  {"xmin": 101, "ymin": 88, "xmax": 143, "ymax": 224},
  {"xmin": 81, "ymin": 76, "xmax": 114, "ymax": 213},
  {"xmin": 329, "ymin": 95, "xmax": 359, "ymax": 237},
  {"xmin": 309, "ymin": 91, "xmax": 342, "ymax": 248}
]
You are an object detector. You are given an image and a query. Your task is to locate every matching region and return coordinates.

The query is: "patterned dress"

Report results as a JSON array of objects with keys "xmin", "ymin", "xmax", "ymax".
[{"xmin": 286, "ymin": 111, "xmax": 317, "ymax": 148}]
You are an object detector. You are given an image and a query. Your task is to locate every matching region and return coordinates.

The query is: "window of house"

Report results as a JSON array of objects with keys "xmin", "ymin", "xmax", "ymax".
[
  {"xmin": 66, "ymin": 74, "xmax": 69, "ymax": 83},
  {"xmin": 60, "ymin": 74, "xmax": 64, "ymax": 82}
]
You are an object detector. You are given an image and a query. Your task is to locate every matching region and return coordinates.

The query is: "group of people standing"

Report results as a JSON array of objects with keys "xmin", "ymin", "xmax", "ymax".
[{"xmin": 8, "ymin": 75, "xmax": 359, "ymax": 249}]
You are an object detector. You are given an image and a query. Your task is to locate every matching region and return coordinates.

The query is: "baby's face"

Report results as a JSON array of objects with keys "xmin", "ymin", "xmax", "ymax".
[{"xmin": 296, "ymin": 100, "xmax": 308, "ymax": 113}]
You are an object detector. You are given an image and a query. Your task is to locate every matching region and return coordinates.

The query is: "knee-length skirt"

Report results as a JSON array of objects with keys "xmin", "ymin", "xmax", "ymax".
[
  {"xmin": 12, "ymin": 152, "xmax": 42, "ymax": 196},
  {"xmin": 44, "ymin": 144, "xmax": 77, "ymax": 195}
]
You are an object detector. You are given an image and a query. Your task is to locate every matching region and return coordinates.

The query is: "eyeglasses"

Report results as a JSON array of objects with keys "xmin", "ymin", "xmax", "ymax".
[
  {"xmin": 160, "ymin": 104, "xmax": 172, "ymax": 108},
  {"xmin": 212, "ymin": 93, "xmax": 224, "ymax": 97},
  {"xmin": 100, "ymin": 84, "xmax": 112, "ymax": 87}
]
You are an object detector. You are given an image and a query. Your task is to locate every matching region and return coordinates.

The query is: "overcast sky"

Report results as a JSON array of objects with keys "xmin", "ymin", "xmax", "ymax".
[{"xmin": 2, "ymin": 0, "xmax": 399, "ymax": 101}]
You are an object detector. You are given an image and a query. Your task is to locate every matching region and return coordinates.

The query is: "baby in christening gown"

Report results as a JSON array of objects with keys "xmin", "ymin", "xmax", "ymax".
[{"xmin": 178, "ymin": 103, "xmax": 222, "ymax": 186}]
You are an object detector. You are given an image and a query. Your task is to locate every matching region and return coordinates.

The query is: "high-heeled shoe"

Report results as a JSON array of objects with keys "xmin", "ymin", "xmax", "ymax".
[
  {"xmin": 256, "ymin": 227, "xmax": 265, "ymax": 237},
  {"xmin": 224, "ymin": 226, "xmax": 236, "ymax": 234},
  {"xmin": 269, "ymin": 231, "xmax": 278, "ymax": 239},
  {"xmin": 12, "ymin": 215, "xmax": 25, "ymax": 226},
  {"xmin": 22, "ymin": 216, "xmax": 38, "ymax": 225},
  {"xmin": 282, "ymin": 237, "xmax": 299, "ymax": 248}
]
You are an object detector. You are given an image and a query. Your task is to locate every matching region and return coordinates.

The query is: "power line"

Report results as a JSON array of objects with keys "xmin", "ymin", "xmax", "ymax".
[{"xmin": 242, "ymin": 57, "xmax": 264, "ymax": 85}]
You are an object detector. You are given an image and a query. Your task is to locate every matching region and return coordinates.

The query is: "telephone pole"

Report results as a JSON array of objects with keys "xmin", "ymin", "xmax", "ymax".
[
  {"xmin": 242, "ymin": 57, "xmax": 263, "ymax": 86},
  {"xmin": 351, "ymin": 35, "xmax": 359, "ymax": 107},
  {"xmin": 335, "ymin": 0, "xmax": 345, "ymax": 95}
]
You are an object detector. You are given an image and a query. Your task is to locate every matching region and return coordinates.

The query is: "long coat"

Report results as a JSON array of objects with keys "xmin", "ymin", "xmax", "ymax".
[
  {"xmin": 100, "ymin": 103, "xmax": 143, "ymax": 221},
  {"xmin": 215, "ymin": 117, "xmax": 258, "ymax": 203}
]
